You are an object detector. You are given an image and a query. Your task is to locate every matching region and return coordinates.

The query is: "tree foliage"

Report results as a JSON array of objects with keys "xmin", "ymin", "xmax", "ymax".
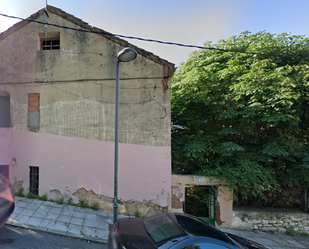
[{"xmin": 171, "ymin": 31, "xmax": 309, "ymax": 205}]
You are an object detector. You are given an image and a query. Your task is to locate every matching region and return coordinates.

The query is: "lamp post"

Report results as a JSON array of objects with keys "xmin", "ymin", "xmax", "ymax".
[{"xmin": 114, "ymin": 47, "xmax": 137, "ymax": 224}]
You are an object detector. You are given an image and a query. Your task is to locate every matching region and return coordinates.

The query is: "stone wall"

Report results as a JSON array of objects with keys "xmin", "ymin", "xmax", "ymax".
[{"xmin": 232, "ymin": 207, "xmax": 309, "ymax": 234}]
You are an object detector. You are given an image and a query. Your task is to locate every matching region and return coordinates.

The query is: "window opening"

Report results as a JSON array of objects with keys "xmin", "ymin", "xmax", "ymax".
[
  {"xmin": 28, "ymin": 93, "xmax": 40, "ymax": 131},
  {"xmin": 0, "ymin": 95, "xmax": 10, "ymax": 127},
  {"xmin": 42, "ymin": 40, "xmax": 60, "ymax": 50},
  {"xmin": 39, "ymin": 32, "xmax": 60, "ymax": 50},
  {"xmin": 29, "ymin": 166, "xmax": 39, "ymax": 195}
]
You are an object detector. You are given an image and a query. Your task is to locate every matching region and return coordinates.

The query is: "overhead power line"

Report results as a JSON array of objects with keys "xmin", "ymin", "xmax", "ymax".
[{"xmin": 0, "ymin": 12, "xmax": 307, "ymax": 60}]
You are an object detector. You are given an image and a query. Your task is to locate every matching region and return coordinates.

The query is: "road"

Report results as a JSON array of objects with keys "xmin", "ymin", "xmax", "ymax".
[{"xmin": 0, "ymin": 225, "xmax": 107, "ymax": 249}]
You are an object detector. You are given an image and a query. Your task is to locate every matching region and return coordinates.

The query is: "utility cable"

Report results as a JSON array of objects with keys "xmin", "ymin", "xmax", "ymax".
[{"xmin": 0, "ymin": 12, "xmax": 307, "ymax": 60}]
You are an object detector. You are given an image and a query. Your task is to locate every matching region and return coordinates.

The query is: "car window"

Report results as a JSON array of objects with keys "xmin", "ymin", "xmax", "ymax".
[
  {"xmin": 175, "ymin": 215, "xmax": 230, "ymax": 243},
  {"xmin": 143, "ymin": 214, "xmax": 187, "ymax": 245}
]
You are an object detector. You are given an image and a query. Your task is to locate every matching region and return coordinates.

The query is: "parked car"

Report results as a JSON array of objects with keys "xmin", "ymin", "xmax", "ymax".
[
  {"xmin": 0, "ymin": 174, "xmax": 15, "ymax": 228},
  {"xmin": 108, "ymin": 213, "xmax": 267, "ymax": 249}
]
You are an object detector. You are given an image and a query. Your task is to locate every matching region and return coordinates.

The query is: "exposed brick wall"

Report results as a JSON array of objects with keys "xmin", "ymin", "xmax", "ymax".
[
  {"xmin": 28, "ymin": 93, "xmax": 40, "ymax": 112},
  {"xmin": 172, "ymin": 196, "xmax": 182, "ymax": 209}
]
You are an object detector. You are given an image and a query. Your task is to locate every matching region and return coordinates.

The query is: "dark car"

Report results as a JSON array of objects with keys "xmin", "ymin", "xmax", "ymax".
[
  {"xmin": 0, "ymin": 174, "xmax": 15, "ymax": 228},
  {"xmin": 108, "ymin": 213, "xmax": 267, "ymax": 249}
]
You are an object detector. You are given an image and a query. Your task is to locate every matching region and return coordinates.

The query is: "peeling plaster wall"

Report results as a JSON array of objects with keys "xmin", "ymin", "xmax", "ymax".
[
  {"xmin": 1, "ymin": 129, "xmax": 171, "ymax": 209},
  {"xmin": 0, "ymin": 9, "xmax": 173, "ymax": 211},
  {"xmin": 0, "ymin": 12, "xmax": 172, "ymax": 146}
]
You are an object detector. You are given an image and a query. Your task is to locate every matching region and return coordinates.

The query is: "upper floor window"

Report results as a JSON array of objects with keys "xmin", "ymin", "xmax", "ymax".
[
  {"xmin": 42, "ymin": 40, "xmax": 60, "ymax": 50},
  {"xmin": 39, "ymin": 32, "xmax": 60, "ymax": 50},
  {"xmin": 0, "ymin": 94, "xmax": 10, "ymax": 127}
]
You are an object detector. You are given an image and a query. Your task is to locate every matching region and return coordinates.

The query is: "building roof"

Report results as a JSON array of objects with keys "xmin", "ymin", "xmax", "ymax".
[{"xmin": 0, "ymin": 5, "xmax": 175, "ymax": 78}]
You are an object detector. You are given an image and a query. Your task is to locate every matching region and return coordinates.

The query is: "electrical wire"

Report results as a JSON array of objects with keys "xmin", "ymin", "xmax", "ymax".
[
  {"xmin": 47, "ymin": 82, "xmax": 154, "ymax": 105},
  {"xmin": 0, "ymin": 12, "xmax": 306, "ymax": 60}
]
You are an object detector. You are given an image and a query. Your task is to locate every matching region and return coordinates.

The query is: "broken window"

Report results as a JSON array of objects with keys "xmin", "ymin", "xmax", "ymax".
[
  {"xmin": 39, "ymin": 32, "xmax": 60, "ymax": 50},
  {"xmin": 29, "ymin": 166, "xmax": 39, "ymax": 196},
  {"xmin": 0, "ymin": 95, "xmax": 10, "ymax": 127},
  {"xmin": 28, "ymin": 93, "xmax": 40, "ymax": 130}
]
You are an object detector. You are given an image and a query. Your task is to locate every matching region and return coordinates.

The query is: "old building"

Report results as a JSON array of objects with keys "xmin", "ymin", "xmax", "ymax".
[{"xmin": 0, "ymin": 5, "xmax": 174, "ymax": 216}]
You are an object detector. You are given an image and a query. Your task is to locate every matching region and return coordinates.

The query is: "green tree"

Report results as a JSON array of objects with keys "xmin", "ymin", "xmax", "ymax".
[{"xmin": 172, "ymin": 31, "xmax": 309, "ymax": 205}]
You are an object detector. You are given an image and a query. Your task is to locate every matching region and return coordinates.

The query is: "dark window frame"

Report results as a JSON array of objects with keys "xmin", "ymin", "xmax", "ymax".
[
  {"xmin": 39, "ymin": 32, "xmax": 60, "ymax": 51},
  {"xmin": 0, "ymin": 95, "xmax": 11, "ymax": 127},
  {"xmin": 29, "ymin": 166, "xmax": 39, "ymax": 195},
  {"xmin": 42, "ymin": 40, "xmax": 60, "ymax": 50}
]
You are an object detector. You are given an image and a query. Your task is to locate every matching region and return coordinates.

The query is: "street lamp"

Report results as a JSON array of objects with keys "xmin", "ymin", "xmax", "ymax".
[{"xmin": 114, "ymin": 47, "xmax": 137, "ymax": 224}]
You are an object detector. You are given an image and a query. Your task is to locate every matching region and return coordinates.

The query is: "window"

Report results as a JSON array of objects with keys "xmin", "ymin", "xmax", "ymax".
[
  {"xmin": 39, "ymin": 32, "xmax": 60, "ymax": 50},
  {"xmin": 42, "ymin": 40, "xmax": 60, "ymax": 50},
  {"xmin": 144, "ymin": 214, "xmax": 187, "ymax": 246},
  {"xmin": 29, "ymin": 166, "xmax": 39, "ymax": 195},
  {"xmin": 175, "ymin": 215, "xmax": 230, "ymax": 243},
  {"xmin": 28, "ymin": 93, "xmax": 40, "ymax": 130},
  {"xmin": 0, "ymin": 95, "xmax": 10, "ymax": 127}
]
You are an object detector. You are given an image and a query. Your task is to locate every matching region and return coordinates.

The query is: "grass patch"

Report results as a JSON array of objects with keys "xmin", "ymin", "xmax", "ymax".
[
  {"xmin": 287, "ymin": 228, "xmax": 309, "ymax": 237},
  {"xmin": 39, "ymin": 193, "xmax": 48, "ymax": 201},
  {"xmin": 135, "ymin": 210, "xmax": 141, "ymax": 218},
  {"xmin": 91, "ymin": 202, "xmax": 99, "ymax": 211},
  {"xmin": 27, "ymin": 192, "xmax": 39, "ymax": 199},
  {"xmin": 56, "ymin": 197, "xmax": 64, "ymax": 205},
  {"xmin": 67, "ymin": 197, "xmax": 73, "ymax": 205},
  {"xmin": 16, "ymin": 188, "xmax": 25, "ymax": 197},
  {"xmin": 78, "ymin": 200, "xmax": 89, "ymax": 208}
]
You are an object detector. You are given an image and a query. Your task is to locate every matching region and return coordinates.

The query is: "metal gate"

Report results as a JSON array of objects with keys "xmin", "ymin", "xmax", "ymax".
[{"xmin": 184, "ymin": 185, "xmax": 216, "ymax": 225}]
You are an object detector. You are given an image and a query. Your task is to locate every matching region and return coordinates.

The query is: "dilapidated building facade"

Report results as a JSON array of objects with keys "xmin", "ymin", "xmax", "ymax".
[{"xmin": 0, "ymin": 6, "xmax": 174, "ymax": 216}]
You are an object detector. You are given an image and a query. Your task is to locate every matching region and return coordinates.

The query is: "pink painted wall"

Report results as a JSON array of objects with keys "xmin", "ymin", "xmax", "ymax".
[{"xmin": 0, "ymin": 129, "xmax": 171, "ymax": 207}]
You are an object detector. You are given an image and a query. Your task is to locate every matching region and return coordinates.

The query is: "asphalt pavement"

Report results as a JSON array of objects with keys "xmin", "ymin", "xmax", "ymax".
[{"xmin": 6, "ymin": 196, "xmax": 309, "ymax": 248}]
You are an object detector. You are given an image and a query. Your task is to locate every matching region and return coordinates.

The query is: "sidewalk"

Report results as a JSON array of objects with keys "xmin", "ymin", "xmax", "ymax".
[
  {"xmin": 6, "ymin": 197, "xmax": 309, "ymax": 248},
  {"xmin": 7, "ymin": 196, "xmax": 121, "ymax": 244}
]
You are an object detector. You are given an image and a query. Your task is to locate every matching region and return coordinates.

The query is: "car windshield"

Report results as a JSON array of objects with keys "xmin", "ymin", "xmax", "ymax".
[
  {"xmin": 143, "ymin": 214, "xmax": 187, "ymax": 245},
  {"xmin": 175, "ymin": 215, "xmax": 230, "ymax": 244}
]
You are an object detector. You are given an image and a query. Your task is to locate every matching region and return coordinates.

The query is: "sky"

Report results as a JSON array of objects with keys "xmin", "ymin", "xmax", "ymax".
[{"xmin": 1, "ymin": 0, "xmax": 309, "ymax": 66}]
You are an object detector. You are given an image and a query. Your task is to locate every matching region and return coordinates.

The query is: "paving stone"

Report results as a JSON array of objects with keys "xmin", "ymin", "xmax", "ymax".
[
  {"xmin": 70, "ymin": 217, "xmax": 84, "ymax": 226},
  {"xmin": 72, "ymin": 211, "xmax": 85, "ymax": 219},
  {"xmin": 67, "ymin": 223, "xmax": 83, "ymax": 235},
  {"xmin": 58, "ymin": 214, "xmax": 72, "ymax": 223},
  {"xmin": 12, "ymin": 206, "xmax": 24, "ymax": 215},
  {"xmin": 84, "ymin": 213, "xmax": 97, "ymax": 221},
  {"xmin": 95, "ymin": 229, "xmax": 109, "ymax": 240},
  {"xmin": 19, "ymin": 209, "xmax": 36, "ymax": 216},
  {"xmin": 16, "ymin": 215, "xmax": 30, "ymax": 223},
  {"xmin": 63, "ymin": 205, "xmax": 76, "ymax": 211},
  {"xmin": 25, "ymin": 217, "xmax": 44, "ymax": 227},
  {"xmin": 45, "ymin": 212, "xmax": 60, "ymax": 220},
  {"xmin": 82, "ymin": 226, "xmax": 96, "ymax": 237},
  {"xmin": 39, "ymin": 219, "xmax": 53, "ymax": 228},
  {"xmin": 61, "ymin": 209, "xmax": 74, "ymax": 216},
  {"xmin": 16, "ymin": 201, "xmax": 30, "ymax": 208},
  {"xmin": 50, "ymin": 221, "xmax": 69, "ymax": 233},
  {"xmin": 49, "ymin": 207, "xmax": 63, "ymax": 214}
]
